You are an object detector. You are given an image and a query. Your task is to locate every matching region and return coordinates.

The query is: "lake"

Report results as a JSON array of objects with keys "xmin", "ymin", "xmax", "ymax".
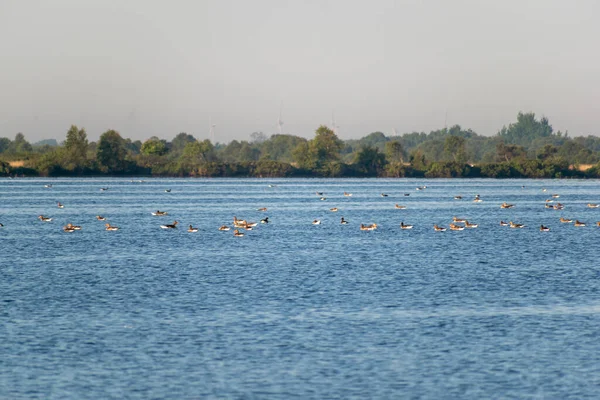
[{"xmin": 1, "ymin": 178, "xmax": 600, "ymax": 399}]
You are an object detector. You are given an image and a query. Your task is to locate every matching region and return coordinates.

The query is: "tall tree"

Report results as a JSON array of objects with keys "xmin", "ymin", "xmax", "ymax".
[
  {"xmin": 141, "ymin": 137, "xmax": 168, "ymax": 156},
  {"xmin": 171, "ymin": 132, "xmax": 196, "ymax": 155},
  {"xmin": 354, "ymin": 145, "xmax": 386, "ymax": 175},
  {"xmin": 309, "ymin": 125, "xmax": 343, "ymax": 164},
  {"xmin": 385, "ymin": 140, "xmax": 405, "ymax": 164},
  {"xmin": 444, "ymin": 135, "xmax": 467, "ymax": 162},
  {"xmin": 8, "ymin": 133, "xmax": 33, "ymax": 154},
  {"xmin": 64, "ymin": 125, "xmax": 88, "ymax": 170},
  {"xmin": 97, "ymin": 130, "xmax": 128, "ymax": 173}
]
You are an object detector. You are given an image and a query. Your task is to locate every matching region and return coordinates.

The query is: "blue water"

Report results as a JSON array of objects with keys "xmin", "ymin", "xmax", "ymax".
[{"xmin": 1, "ymin": 178, "xmax": 600, "ymax": 399}]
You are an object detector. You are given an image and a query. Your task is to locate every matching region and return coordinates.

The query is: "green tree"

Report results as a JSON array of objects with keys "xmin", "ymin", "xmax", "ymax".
[
  {"xmin": 385, "ymin": 140, "xmax": 405, "ymax": 164},
  {"xmin": 498, "ymin": 112, "xmax": 554, "ymax": 147},
  {"xmin": 63, "ymin": 125, "xmax": 89, "ymax": 171},
  {"xmin": 443, "ymin": 135, "xmax": 467, "ymax": 163},
  {"xmin": 182, "ymin": 139, "xmax": 215, "ymax": 163},
  {"xmin": 353, "ymin": 145, "xmax": 386, "ymax": 176},
  {"xmin": 496, "ymin": 142, "xmax": 526, "ymax": 162},
  {"xmin": 8, "ymin": 133, "xmax": 33, "ymax": 154},
  {"xmin": 141, "ymin": 137, "xmax": 168, "ymax": 156},
  {"xmin": 171, "ymin": 132, "xmax": 196, "ymax": 155},
  {"xmin": 0, "ymin": 137, "xmax": 12, "ymax": 153},
  {"xmin": 97, "ymin": 130, "xmax": 128, "ymax": 173}
]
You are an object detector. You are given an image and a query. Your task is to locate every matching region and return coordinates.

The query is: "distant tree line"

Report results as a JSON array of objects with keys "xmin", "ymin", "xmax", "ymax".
[{"xmin": 2, "ymin": 112, "xmax": 600, "ymax": 178}]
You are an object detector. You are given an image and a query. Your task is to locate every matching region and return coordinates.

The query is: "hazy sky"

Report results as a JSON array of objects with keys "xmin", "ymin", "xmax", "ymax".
[{"xmin": 1, "ymin": 0, "xmax": 599, "ymax": 143}]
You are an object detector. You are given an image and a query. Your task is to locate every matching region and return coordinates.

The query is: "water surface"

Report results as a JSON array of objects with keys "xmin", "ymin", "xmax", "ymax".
[{"xmin": 1, "ymin": 178, "xmax": 600, "ymax": 399}]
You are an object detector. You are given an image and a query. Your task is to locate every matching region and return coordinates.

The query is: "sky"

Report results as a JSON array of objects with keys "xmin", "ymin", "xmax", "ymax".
[{"xmin": 1, "ymin": 0, "xmax": 599, "ymax": 143}]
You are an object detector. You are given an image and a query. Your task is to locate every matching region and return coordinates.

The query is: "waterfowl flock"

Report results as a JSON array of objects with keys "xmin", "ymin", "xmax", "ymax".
[{"xmin": 1, "ymin": 182, "xmax": 599, "ymax": 239}]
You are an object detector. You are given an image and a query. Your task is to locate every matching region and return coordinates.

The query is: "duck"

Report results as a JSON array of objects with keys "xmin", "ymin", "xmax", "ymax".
[
  {"xmin": 395, "ymin": 204, "xmax": 407, "ymax": 209},
  {"xmin": 449, "ymin": 223, "xmax": 465, "ymax": 231},
  {"xmin": 434, "ymin": 224, "xmax": 446, "ymax": 232},
  {"xmin": 96, "ymin": 215, "xmax": 106, "ymax": 221},
  {"xmin": 233, "ymin": 229, "xmax": 244, "ymax": 237},
  {"xmin": 553, "ymin": 203, "xmax": 564, "ymax": 210},
  {"xmin": 559, "ymin": 217, "xmax": 573, "ymax": 223},
  {"xmin": 268, "ymin": 184, "xmax": 277, "ymax": 188},
  {"xmin": 574, "ymin": 220, "xmax": 586, "ymax": 227},
  {"xmin": 596, "ymin": 222, "xmax": 600, "ymax": 227},
  {"xmin": 65, "ymin": 223, "xmax": 81, "ymax": 231},
  {"xmin": 500, "ymin": 202, "xmax": 514, "ymax": 209},
  {"xmin": 218, "ymin": 225, "xmax": 230, "ymax": 231},
  {"xmin": 340, "ymin": 217, "xmax": 348, "ymax": 225},
  {"xmin": 454, "ymin": 196, "xmax": 463, "ymax": 200},
  {"xmin": 164, "ymin": 189, "xmax": 171, "ymax": 193},
  {"xmin": 360, "ymin": 223, "xmax": 377, "ymax": 231},
  {"xmin": 257, "ymin": 207, "xmax": 268, "ymax": 212},
  {"xmin": 312, "ymin": 219, "xmax": 321, "ymax": 225},
  {"xmin": 316, "ymin": 192, "xmax": 323, "ymax": 196},
  {"xmin": 44, "ymin": 184, "xmax": 53, "ymax": 188},
  {"xmin": 63, "ymin": 223, "xmax": 76, "ymax": 232},
  {"xmin": 105, "ymin": 223, "xmax": 119, "ymax": 231},
  {"xmin": 187, "ymin": 225, "xmax": 198, "ymax": 233},
  {"xmin": 400, "ymin": 222, "xmax": 413, "ymax": 230},
  {"xmin": 464, "ymin": 221, "xmax": 478, "ymax": 228},
  {"xmin": 500, "ymin": 221, "xmax": 509, "ymax": 226},
  {"xmin": 0, "ymin": 223, "xmax": 3, "ymax": 227},
  {"xmin": 473, "ymin": 198, "xmax": 483, "ymax": 203},
  {"xmin": 160, "ymin": 221, "xmax": 178, "ymax": 229},
  {"xmin": 38, "ymin": 215, "xmax": 52, "ymax": 222},
  {"xmin": 452, "ymin": 217, "xmax": 467, "ymax": 223},
  {"xmin": 260, "ymin": 217, "xmax": 269, "ymax": 224},
  {"xmin": 100, "ymin": 187, "xmax": 109, "ymax": 191},
  {"xmin": 542, "ymin": 188, "xmax": 547, "ymax": 192},
  {"xmin": 233, "ymin": 216, "xmax": 248, "ymax": 227},
  {"xmin": 233, "ymin": 216, "xmax": 257, "ymax": 229},
  {"xmin": 587, "ymin": 203, "xmax": 599, "ymax": 208},
  {"xmin": 330, "ymin": 207, "xmax": 339, "ymax": 212},
  {"xmin": 404, "ymin": 193, "xmax": 410, "ymax": 196},
  {"xmin": 381, "ymin": 193, "xmax": 389, "ymax": 197},
  {"xmin": 545, "ymin": 199, "xmax": 553, "ymax": 203},
  {"xmin": 552, "ymin": 194, "xmax": 560, "ymax": 198},
  {"xmin": 57, "ymin": 202, "xmax": 64, "ymax": 209},
  {"xmin": 152, "ymin": 210, "xmax": 168, "ymax": 216},
  {"xmin": 343, "ymin": 192, "xmax": 352, "ymax": 197},
  {"xmin": 540, "ymin": 225, "xmax": 550, "ymax": 232},
  {"xmin": 509, "ymin": 221, "xmax": 525, "ymax": 229},
  {"xmin": 545, "ymin": 204, "xmax": 553, "ymax": 209},
  {"xmin": 320, "ymin": 197, "xmax": 327, "ymax": 201}
]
